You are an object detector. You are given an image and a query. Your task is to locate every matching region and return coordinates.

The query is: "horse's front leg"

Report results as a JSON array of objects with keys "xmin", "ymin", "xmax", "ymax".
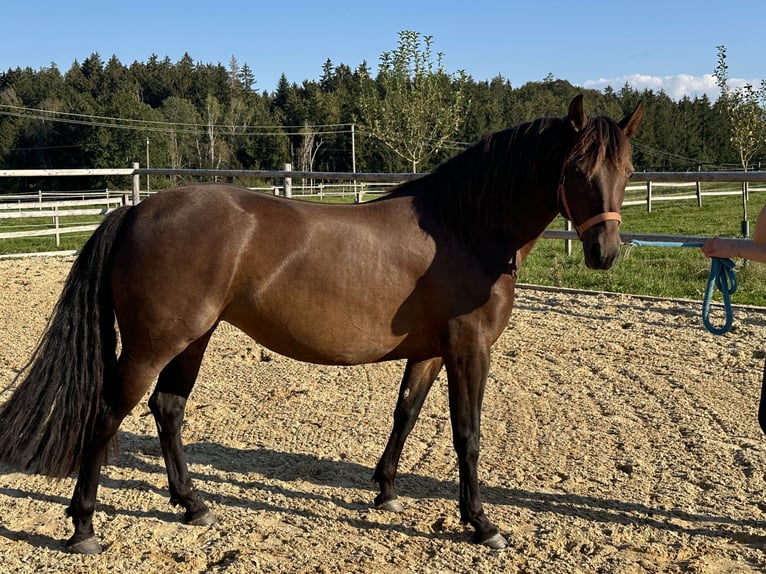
[
  {"xmin": 373, "ymin": 358, "xmax": 443, "ymax": 512},
  {"xmin": 444, "ymin": 343, "xmax": 508, "ymax": 549}
]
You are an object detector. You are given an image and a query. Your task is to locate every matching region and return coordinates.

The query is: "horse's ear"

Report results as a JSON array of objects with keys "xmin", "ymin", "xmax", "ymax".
[
  {"xmin": 568, "ymin": 95, "xmax": 588, "ymax": 132},
  {"xmin": 619, "ymin": 101, "xmax": 644, "ymax": 138}
]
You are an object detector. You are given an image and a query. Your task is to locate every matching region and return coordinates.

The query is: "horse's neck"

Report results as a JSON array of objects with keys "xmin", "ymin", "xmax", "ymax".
[
  {"xmin": 404, "ymin": 119, "xmax": 568, "ymax": 255},
  {"xmin": 511, "ymin": 191, "xmax": 560, "ymax": 246}
]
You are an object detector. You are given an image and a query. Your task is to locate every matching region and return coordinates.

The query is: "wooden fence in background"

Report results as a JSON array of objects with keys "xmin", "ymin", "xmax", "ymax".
[{"xmin": 1, "ymin": 166, "xmax": 766, "ymax": 252}]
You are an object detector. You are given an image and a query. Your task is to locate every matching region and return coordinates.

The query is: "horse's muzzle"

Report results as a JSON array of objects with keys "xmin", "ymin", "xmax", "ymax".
[{"xmin": 582, "ymin": 226, "xmax": 622, "ymax": 270}]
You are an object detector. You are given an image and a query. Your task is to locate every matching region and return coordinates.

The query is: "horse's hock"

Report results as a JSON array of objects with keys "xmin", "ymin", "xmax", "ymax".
[{"xmin": 2, "ymin": 256, "xmax": 766, "ymax": 572}]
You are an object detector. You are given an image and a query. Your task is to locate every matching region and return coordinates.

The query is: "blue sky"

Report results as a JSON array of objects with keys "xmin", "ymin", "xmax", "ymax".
[{"xmin": 3, "ymin": 1, "xmax": 764, "ymax": 100}]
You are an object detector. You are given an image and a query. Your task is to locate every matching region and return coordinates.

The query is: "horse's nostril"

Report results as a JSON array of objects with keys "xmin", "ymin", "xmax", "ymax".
[{"xmin": 585, "ymin": 239, "xmax": 620, "ymax": 270}]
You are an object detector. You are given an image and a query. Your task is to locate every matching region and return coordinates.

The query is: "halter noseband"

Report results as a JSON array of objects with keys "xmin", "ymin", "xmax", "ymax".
[{"xmin": 557, "ymin": 171, "xmax": 622, "ymax": 237}]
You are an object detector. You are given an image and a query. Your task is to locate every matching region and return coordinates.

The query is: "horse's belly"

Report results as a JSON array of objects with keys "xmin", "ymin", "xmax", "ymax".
[
  {"xmin": 225, "ymin": 315, "xmax": 408, "ymax": 365},
  {"xmin": 221, "ymin": 237, "xmax": 440, "ymax": 365},
  {"xmin": 222, "ymin": 298, "xmax": 424, "ymax": 366}
]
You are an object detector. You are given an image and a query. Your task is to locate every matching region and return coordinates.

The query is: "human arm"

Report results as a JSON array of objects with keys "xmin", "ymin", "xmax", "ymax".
[
  {"xmin": 700, "ymin": 201, "xmax": 766, "ymax": 262},
  {"xmin": 700, "ymin": 237, "xmax": 766, "ymax": 261}
]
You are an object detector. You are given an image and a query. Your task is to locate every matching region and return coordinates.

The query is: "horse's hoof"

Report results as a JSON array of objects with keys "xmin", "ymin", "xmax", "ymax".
[
  {"xmin": 185, "ymin": 511, "xmax": 216, "ymax": 526},
  {"xmin": 374, "ymin": 499, "xmax": 404, "ymax": 513},
  {"xmin": 481, "ymin": 532, "xmax": 509, "ymax": 550},
  {"xmin": 66, "ymin": 536, "xmax": 102, "ymax": 554}
]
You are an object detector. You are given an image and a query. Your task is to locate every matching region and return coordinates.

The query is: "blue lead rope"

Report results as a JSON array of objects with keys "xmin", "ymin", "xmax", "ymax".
[
  {"xmin": 701, "ymin": 256, "xmax": 737, "ymax": 335},
  {"xmin": 628, "ymin": 240, "xmax": 737, "ymax": 335}
]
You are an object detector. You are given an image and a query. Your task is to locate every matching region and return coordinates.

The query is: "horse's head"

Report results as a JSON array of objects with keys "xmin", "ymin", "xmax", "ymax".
[{"xmin": 558, "ymin": 95, "xmax": 643, "ymax": 269}]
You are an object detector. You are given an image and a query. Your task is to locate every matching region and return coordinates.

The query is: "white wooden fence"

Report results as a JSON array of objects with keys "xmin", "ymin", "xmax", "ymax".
[
  {"xmin": 0, "ymin": 197, "xmax": 125, "ymax": 245},
  {"xmin": 1, "ymin": 166, "xmax": 766, "ymax": 253},
  {"xmin": 624, "ymin": 179, "xmax": 766, "ymax": 211}
]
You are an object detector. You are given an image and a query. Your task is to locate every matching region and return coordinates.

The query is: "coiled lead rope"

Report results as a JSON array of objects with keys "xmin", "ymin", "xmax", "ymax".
[{"xmin": 627, "ymin": 240, "xmax": 737, "ymax": 335}]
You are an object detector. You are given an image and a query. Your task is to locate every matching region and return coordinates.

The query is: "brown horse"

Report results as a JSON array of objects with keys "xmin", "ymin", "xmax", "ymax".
[{"xmin": 0, "ymin": 95, "xmax": 642, "ymax": 553}]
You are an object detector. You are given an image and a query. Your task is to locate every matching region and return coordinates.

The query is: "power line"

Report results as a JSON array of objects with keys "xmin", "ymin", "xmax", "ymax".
[
  {"xmin": 0, "ymin": 104, "xmax": 355, "ymax": 137},
  {"xmin": 631, "ymin": 141, "xmax": 733, "ymax": 170}
]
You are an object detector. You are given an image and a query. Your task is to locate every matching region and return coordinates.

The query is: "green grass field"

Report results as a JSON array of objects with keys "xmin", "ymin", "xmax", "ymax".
[
  {"xmin": 520, "ymin": 189, "xmax": 766, "ymax": 306},
  {"xmin": 2, "ymin": 188, "xmax": 765, "ymax": 306}
]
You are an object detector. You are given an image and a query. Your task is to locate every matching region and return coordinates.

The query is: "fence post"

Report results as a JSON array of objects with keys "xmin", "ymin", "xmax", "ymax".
[
  {"xmin": 131, "ymin": 162, "xmax": 140, "ymax": 205},
  {"xmin": 54, "ymin": 206, "xmax": 60, "ymax": 247},
  {"xmin": 646, "ymin": 181, "xmax": 652, "ymax": 213},
  {"xmin": 284, "ymin": 163, "xmax": 292, "ymax": 198},
  {"xmin": 696, "ymin": 165, "xmax": 702, "ymax": 207},
  {"xmin": 564, "ymin": 220, "xmax": 572, "ymax": 256},
  {"xmin": 742, "ymin": 181, "xmax": 750, "ymax": 237}
]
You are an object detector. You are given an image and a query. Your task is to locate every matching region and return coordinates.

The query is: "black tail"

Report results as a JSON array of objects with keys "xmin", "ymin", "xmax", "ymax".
[{"xmin": 0, "ymin": 206, "xmax": 131, "ymax": 478}]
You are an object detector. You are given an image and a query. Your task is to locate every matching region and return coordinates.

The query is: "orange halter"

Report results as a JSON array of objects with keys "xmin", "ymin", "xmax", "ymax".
[{"xmin": 556, "ymin": 173, "xmax": 622, "ymax": 237}]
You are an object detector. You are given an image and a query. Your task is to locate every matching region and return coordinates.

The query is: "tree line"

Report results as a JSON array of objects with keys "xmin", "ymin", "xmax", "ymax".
[{"xmin": 0, "ymin": 37, "xmax": 758, "ymax": 193}]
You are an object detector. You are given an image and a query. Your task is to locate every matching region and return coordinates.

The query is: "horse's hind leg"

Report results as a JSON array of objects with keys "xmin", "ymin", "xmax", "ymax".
[
  {"xmin": 66, "ymin": 406, "xmax": 131, "ymax": 553},
  {"xmin": 373, "ymin": 357, "xmax": 443, "ymax": 512},
  {"xmin": 66, "ymin": 361, "xmax": 159, "ymax": 553},
  {"xmin": 148, "ymin": 327, "xmax": 216, "ymax": 526}
]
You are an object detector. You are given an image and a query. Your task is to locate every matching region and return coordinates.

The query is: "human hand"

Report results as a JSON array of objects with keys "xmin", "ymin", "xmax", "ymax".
[{"xmin": 700, "ymin": 237, "xmax": 742, "ymax": 259}]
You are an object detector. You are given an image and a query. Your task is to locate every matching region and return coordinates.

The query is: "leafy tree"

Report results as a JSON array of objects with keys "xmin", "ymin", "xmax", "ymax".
[
  {"xmin": 459, "ymin": 75, "xmax": 513, "ymax": 143},
  {"xmin": 201, "ymin": 93, "xmax": 227, "ymax": 170},
  {"xmin": 237, "ymin": 91, "xmax": 288, "ymax": 171},
  {"xmin": 161, "ymin": 96, "xmax": 201, "ymax": 177},
  {"xmin": 359, "ymin": 30, "xmax": 468, "ymax": 172},
  {"xmin": 713, "ymin": 44, "xmax": 766, "ymax": 232},
  {"xmin": 190, "ymin": 62, "xmax": 231, "ymax": 111},
  {"xmin": 714, "ymin": 45, "xmax": 766, "ymax": 171}
]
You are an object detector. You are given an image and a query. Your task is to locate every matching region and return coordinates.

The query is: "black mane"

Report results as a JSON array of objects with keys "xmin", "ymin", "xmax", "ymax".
[
  {"xmin": 405, "ymin": 112, "xmax": 633, "ymax": 248},
  {"xmin": 416, "ymin": 116, "xmax": 568, "ymax": 246}
]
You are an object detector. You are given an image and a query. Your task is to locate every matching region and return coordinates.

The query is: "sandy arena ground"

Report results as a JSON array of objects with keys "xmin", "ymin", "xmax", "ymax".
[{"xmin": 2, "ymin": 256, "xmax": 766, "ymax": 573}]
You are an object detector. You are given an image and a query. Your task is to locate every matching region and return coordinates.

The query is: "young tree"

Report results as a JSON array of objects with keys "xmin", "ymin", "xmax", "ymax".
[
  {"xmin": 713, "ymin": 45, "xmax": 766, "ymax": 233},
  {"xmin": 359, "ymin": 30, "xmax": 468, "ymax": 173},
  {"xmin": 714, "ymin": 45, "xmax": 766, "ymax": 171}
]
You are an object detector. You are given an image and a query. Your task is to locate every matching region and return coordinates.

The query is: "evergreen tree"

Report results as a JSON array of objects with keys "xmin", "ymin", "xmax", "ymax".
[{"xmin": 0, "ymin": 32, "xmax": 755, "ymax": 190}]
